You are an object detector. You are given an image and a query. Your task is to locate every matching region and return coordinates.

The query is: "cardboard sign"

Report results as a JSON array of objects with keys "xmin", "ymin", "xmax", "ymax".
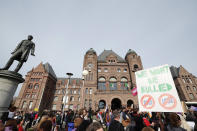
[{"xmin": 135, "ymin": 64, "xmax": 183, "ymax": 112}]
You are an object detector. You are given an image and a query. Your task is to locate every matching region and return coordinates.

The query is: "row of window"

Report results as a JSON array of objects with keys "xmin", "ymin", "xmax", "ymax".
[
  {"xmin": 186, "ymin": 86, "xmax": 196, "ymax": 91},
  {"xmin": 21, "ymin": 101, "xmax": 33, "ymax": 109},
  {"xmin": 98, "ymin": 77, "xmax": 128, "ymax": 82},
  {"xmin": 189, "ymin": 93, "xmax": 197, "ymax": 100},
  {"xmin": 53, "ymin": 96, "xmax": 80, "ymax": 102},
  {"xmin": 52, "ymin": 104, "xmax": 80, "ymax": 110},
  {"xmin": 57, "ymin": 85, "xmax": 82, "ymax": 88},
  {"xmin": 25, "ymin": 94, "xmax": 36, "ymax": 99},
  {"xmin": 98, "ymin": 68, "xmax": 127, "ymax": 73},
  {"xmin": 32, "ymin": 72, "xmax": 43, "ymax": 76},
  {"xmin": 69, "ymin": 96, "xmax": 80, "ymax": 102},
  {"xmin": 30, "ymin": 78, "xmax": 41, "ymax": 82},
  {"xmin": 28, "ymin": 83, "xmax": 39, "ymax": 89},
  {"xmin": 54, "ymin": 96, "xmax": 63, "ymax": 101},
  {"xmin": 55, "ymin": 89, "xmax": 81, "ymax": 95},
  {"xmin": 98, "ymin": 77, "xmax": 128, "ymax": 90},
  {"xmin": 97, "ymin": 64, "xmax": 139, "ymax": 73},
  {"xmin": 182, "ymin": 78, "xmax": 193, "ymax": 84},
  {"xmin": 108, "ymin": 59, "xmax": 116, "ymax": 63},
  {"xmin": 98, "ymin": 82, "xmax": 129, "ymax": 90},
  {"xmin": 85, "ymin": 88, "xmax": 93, "ymax": 94}
]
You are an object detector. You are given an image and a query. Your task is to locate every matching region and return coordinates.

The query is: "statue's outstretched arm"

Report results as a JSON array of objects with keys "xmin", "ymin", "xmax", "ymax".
[
  {"xmin": 11, "ymin": 40, "xmax": 23, "ymax": 54},
  {"xmin": 31, "ymin": 43, "xmax": 35, "ymax": 56}
]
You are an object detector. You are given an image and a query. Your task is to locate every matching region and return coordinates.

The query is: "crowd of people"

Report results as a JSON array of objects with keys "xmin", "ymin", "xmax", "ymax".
[{"xmin": 0, "ymin": 106, "xmax": 197, "ymax": 131}]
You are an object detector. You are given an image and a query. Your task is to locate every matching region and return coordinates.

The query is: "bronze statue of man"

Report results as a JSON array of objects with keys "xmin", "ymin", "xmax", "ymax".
[{"xmin": 1, "ymin": 35, "xmax": 35, "ymax": 72}]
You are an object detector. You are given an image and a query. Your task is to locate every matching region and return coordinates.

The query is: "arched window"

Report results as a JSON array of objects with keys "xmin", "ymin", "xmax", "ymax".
[
  {"xmin": 134, "ymin": 64, "xmax": 139, "ymax": 71},
  {"xmin": 70, "ymin": 96, "xmax": 74, "ymax": 101},
  {"xmin": 85, "ymin": 99, "xmax": 88, "ymax": 108},
  {"xmin": 121, "ymin": 77, "xmax": 128, "ymax": 90},
  {"xmin": 193, "ymin": 86, "xmax": 197, "ymax": 91},
  {"xmin": 182, "ymin": 78, "xmax": 186, "ymax": 83},
  {"xmin": 85, "ymin": 88, "xmax": 88, "ymax": 94},
  {"xmin": 29, "ymin": 101, "xmax": 33, "ymax": 109},
  {"xmin": 99, "ymin": 100, "xmax": 106, "ymax": 109},
  {"xmin": 189, "ymin": 78, "xmax": 193, "ymax": 83},
  {"xmin": 98, "ymin": 77, "xmax": 106, "ymax": 90},
  {"xmin": 109, "ymin": 77, "xmax": 117, "ymax": 90},
  {"xmin": 22, "ymin": 101, "xmax": 27, "ymax": 109},
  {"xmin": 89, "ymin": 99, "xmax": 92, "ymax": 107},
  {"xmin": 127, "ymin": 100, "xmax": 134, "ymax": 108},
  {"xmin": 186, "ymin": 78, "xmax": 190, "ymax": 83},
  {"xmin": 189, "ymin": 93, "xmax": 194, "ymax": 99},
  {"xmin": 28, "ymin": 83, "xmax": 33, "ymax": 89},
  {"xmin": 54, "ymin": 96, "xmax": 58, "ymax": 101},
  {"xmin": 186, "ymin": 86, "xmax": 190, "ymax": 90},
  {"xmin": 89, "ymin": 88, "xmax": 93, "ymax": 94},
  {"xmin": 34, "ymin": 83, "xmax": 39, "ymax": 89}
]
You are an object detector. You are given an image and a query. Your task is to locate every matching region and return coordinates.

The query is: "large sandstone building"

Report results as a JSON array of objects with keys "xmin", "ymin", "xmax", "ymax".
[{"xmin": 15, "ymin": 49, "xmax": 197, "ymax": 112}]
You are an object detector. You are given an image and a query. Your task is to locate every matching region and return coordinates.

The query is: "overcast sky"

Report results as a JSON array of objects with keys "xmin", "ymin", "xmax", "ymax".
[{"xmin": 0, "ymin": 0, "xmax": 197, "ymax": 96}]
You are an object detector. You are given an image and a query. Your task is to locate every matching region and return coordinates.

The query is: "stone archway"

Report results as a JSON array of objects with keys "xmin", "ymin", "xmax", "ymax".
[
  {"xmin": 98, "ymin": 100, "xmax": 106, "ymax": 109},
  {"xmin": 127, "ymin": 99, "xmax": 134, "ymax": 108},
  {"xmin": 111, "ymin": 98, "xmax": 122, "ymax": 110}
]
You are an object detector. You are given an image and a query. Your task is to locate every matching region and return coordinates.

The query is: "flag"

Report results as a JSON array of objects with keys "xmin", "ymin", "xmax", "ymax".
[{"xmin": 97, "ymin": 112, "xmax": 103, "ymax": 123}]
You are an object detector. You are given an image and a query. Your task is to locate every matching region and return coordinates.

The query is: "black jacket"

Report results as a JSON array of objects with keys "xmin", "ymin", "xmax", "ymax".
[{"xmin": 108, "ymin": 120, "xmax": 124, "ymax": 131}]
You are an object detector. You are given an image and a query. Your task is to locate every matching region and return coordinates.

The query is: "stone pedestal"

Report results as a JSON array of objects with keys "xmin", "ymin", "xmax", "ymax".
[{"xmin": 0, "ymin": 70, "xmax": 24, "ymax": 118}]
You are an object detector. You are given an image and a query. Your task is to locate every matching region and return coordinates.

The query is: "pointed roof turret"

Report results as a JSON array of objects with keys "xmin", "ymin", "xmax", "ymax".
[
  {"xmin": 125, "ymin": 49, "xmax": 137, "ymax": 59},
  {"xmin": 44, "ymin": 62, "xmax": 57, "ymax": 79},
  {"xmin": 170, "ymin": 66, "xmax": 180, "ymax": 78},
  {"xmin": 126, "ymin": 49, "xmax": 137, "ymax": 55},
  {"xmin": 86, "ymin": 48, "xmax": 96, "ymax": 55}
]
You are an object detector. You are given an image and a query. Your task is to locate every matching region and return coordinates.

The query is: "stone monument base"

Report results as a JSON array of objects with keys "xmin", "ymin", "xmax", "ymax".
[{"xmin": 0, "ymin": 70, "xmax": 24, "ymax": 118}]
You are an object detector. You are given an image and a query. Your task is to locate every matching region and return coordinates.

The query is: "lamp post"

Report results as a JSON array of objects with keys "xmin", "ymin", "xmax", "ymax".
[
  {"xmin": 81, "ymin": 69, "xmax": 89, "ymax": 108},
  {"xmin": 62, "ymin": 73, "xmax": 73, "ymax": 113}
]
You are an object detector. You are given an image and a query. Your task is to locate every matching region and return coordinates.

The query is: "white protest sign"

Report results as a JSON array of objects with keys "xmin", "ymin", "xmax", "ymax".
[{"xmin": 135, "ymin": 64, "xmax": 183, "ymax": 112}]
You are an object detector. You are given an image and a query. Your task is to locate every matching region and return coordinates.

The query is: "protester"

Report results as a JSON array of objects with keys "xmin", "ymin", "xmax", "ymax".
[
  {"xmin": 38, "ymin": 120, "xmax": 52, "ymax": 131},
  {"xmin": 4, "ymin": 119, "xmax": 18, "ymax": 131},
  {"xmin": 1, "ymin": 104, "xmax": 197, "ymax": 131},
  {"xmin": 108, "ymin": 110, "xmax": 124, "ymax": 131},
  {"xmin": 142, "ymin": 127, "xmax": 155, "ymax": 131},
  {"xmin": 86, "ymin": 122, "xmax": 103, "ymax": 131},
  {"xmin": 17, "ymin": 119, "xmax": 24, "ymax": 131},
  {"xmin": 165, "ymin": 113, "xmax": 186, "ymax": 131}
]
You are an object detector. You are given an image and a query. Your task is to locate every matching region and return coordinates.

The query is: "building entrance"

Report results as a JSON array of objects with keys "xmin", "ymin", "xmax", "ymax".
[
  {"xmin": 111, "ymin": 98, "xmax": 121, "ymax": 110},
  {"xmin": 127, "ymin": 100, "xmax": 134, "ymax": 108}
]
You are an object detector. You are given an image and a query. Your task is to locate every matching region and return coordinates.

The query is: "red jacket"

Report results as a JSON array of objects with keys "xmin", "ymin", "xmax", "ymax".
[{"xmin": 143, "ymin": 118, "xmax": 151, "ymax": 126}]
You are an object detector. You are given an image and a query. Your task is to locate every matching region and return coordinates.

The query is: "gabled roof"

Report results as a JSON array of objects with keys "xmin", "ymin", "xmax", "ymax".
[
  {"xmin": 44, "ymin": 62, "xmax": 57, "ymax": 79},
  {"xmin": 98, "ymin": 50, "xmax": 126, "ymax": 62},
  {"xmin": 170, "ymin": 66, "xmax": 180, "ymax": 78}
]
